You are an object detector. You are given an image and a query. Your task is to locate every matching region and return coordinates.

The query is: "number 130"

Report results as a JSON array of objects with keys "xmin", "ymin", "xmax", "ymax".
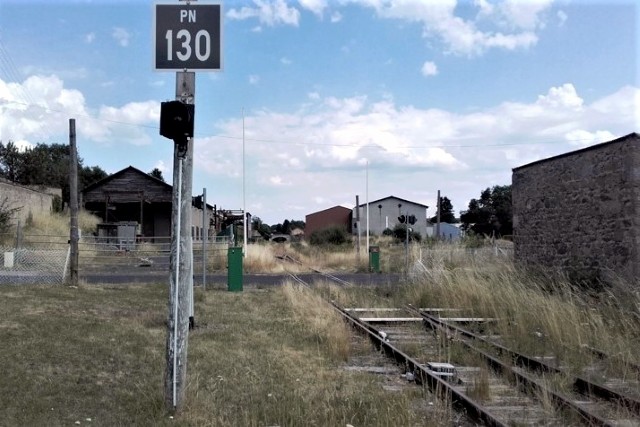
[{"xmin": 165, "ymin": 29, "xmax": 211, "ymax": 62}]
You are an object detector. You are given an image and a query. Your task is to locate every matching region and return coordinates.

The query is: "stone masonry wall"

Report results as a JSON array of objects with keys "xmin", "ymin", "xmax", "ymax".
[
  {"xmin": 0, "ymin": 179, "xmax": 60, "ymax": 225},
  {"xmin": 512, "ymin": 133, "xmax": 639, "ymax": 286}
]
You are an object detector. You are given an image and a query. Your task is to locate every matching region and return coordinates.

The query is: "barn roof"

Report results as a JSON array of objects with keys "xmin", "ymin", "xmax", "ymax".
[{"xmin": 81, "ymin": 165, "xmax": 171, "ymax": 193}]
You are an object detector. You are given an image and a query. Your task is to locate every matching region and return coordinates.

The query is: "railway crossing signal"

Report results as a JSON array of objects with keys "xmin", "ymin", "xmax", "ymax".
[
  {"xmin": 160, "ymin": 100, "xmax": 195, "ymax": 145},
  {"xmin": 398, "ymin": 214, "xmax": 417, "ymax": 225}
]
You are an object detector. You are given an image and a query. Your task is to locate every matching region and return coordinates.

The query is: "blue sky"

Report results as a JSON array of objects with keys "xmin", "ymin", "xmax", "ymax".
[{"xmin": 0, "ymin": 0, "xmax": 638, "ymax": 224}]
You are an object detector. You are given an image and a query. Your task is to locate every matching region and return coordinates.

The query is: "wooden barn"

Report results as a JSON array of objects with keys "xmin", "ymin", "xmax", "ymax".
[{"xmin": 82, "ymin": 166, "xmax": 173, "ymax": 238}]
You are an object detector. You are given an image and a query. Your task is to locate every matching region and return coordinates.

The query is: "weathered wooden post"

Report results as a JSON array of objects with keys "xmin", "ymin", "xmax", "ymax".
[{"xmin": 69, "ymin": 118, "xmax": 79, "ymax": 286}]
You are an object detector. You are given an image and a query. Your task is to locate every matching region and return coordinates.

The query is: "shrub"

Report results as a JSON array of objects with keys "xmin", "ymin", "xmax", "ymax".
[
  {"xmin": 309, "ymin": 226, "xmax": 352, "ymax": 246},
  {"xmin": 0, "ymin": 197, "xmax": 21, "ymax": 234},
  {"xmin": 391, "ymin": 224, "xmax": 421, "ymax": 243}
]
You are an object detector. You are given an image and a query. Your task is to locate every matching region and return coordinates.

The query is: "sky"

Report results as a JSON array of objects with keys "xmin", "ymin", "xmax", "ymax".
[{"xmin": 0, "ymin": 0, "xmax": 638, "ymax": 225}]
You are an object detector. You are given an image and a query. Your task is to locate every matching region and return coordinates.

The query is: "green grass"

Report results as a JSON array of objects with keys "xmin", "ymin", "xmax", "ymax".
[{"xmin": 0, "ymin": 283, "xmax": 433, "ymax": 426}]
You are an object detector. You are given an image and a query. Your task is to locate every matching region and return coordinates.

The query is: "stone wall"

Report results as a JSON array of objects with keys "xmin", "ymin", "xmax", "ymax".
[
  {"xmin": 512, "ymin": 133, "xmax": 639, "ymax": 285},
  {"xmin": 0, "ymin": 178, "xmax": 60, "ymax": 225}
]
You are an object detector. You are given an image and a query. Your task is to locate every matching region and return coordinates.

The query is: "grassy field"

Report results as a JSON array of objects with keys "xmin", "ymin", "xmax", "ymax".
[
  {"xmin": 0, "ymin": 282, "xmax": 438, "ymax": 427},
  {"xmin": 4, "ymin": 212, "xmax": 639, "ymax": 424}
]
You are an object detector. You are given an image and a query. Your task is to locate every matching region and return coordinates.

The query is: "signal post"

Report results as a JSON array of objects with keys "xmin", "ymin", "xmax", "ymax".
[{"xmin": 155, "ymin": 1, "xmax": 222, "ymax": 412}]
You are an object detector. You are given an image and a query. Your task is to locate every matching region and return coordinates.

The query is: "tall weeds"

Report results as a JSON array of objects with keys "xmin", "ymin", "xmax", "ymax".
[
  {"xmin": 406, "ymin": 244, "xmax": 640, "ymax": 378},
  {"xmin": 281, "ymin": 281, "xmax": 351, "ymax": 361}
]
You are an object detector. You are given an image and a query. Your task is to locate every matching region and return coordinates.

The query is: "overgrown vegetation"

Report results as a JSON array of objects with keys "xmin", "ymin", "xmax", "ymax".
[
  {"xmin": 0, "ymin": 196, "xmax": 21, "ymax": 234},
  {"xmin": 309, "ymin": 225, "xmax": 352, "ymax": 246}
]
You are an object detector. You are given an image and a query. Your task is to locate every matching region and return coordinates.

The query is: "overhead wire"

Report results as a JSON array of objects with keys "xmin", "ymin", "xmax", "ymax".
[
  {"xmin": 0, "ymin": 37, "xmax": 38, "ymax": 106},
  {"xmin": 0, "ymin": 92, "xmax": 615, "ymax": 150}
]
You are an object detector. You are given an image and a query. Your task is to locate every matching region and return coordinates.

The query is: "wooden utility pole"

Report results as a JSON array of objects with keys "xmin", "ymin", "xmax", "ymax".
[
  {"xmin": 355, "ymin": 195, "xmax": 360, "ymax": 256},
  {"xmin": 436, "ymin": 190, "xmax": 441, "ymax": 241},
  {"xmin": 68, "ymin": 118, "xmax": 79, "ymax": 286},
  {"xmin": 165, "ymin": 72, "xmax": 195, "ymax": 412},
  {"xmin": 202, "ymin": 187, "xmax": 207, "ymax": 291}
]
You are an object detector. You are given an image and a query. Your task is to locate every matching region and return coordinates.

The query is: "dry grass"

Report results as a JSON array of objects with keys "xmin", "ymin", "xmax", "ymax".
[
  {"xmin": 348, "ymin": 242, "xmax": 640, "ymax": 391},
  {"xmin": 23, "ymin": 210, "xmax": 101, "ymax": 239},
  {"xmin": 0, "ymin": 283, "xmax": 429, "ymax": 426},
  {"xmin": 281, "ymin": 280, "xmax": 351, "ymax": 361}
]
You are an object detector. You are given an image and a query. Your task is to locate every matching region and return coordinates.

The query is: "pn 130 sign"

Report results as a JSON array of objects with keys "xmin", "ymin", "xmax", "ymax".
[{"xmin": 154, "ymin": 3, "xmax": 222, "ymax": 71}]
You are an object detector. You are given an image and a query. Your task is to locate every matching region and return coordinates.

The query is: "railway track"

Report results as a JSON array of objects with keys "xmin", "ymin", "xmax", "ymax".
[
  {"xmin": 287, "ymin": 269, "xmax": 640, "ymax": 426},
  {"xmin": 410, "ymin": 306, "xmax": 640, "ymax": 426}
]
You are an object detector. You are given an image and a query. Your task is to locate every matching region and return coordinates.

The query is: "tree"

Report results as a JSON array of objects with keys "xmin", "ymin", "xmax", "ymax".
[
  {"xmin": 270, "ymin": 219, "xmax": 305, "ymax": 234},
  {"xmin": 0, "ymin": 197, "xmax": 21, "ymax": 234},
  {"xmin": 80, "ymin": 165, "xmax": 108, "ymax": 189},
  {"xmin": 149, "ymin": 168, "xmax": 165, "ymax": 182},
  {"xmin": 460, "ymin": 185, "xmax": 512, "ymax": 237},
  {"xmin": 251, "ymin": 216, "xmax": 272, "ymax": 240},
  {"xmin": 0, "ymin": 141, "xmax": 107, "ymax": 205},
  {"xmin": 0, "ymin": 141, "xmax": 22, "ymax": 182},
  {"xmin": 430, "ymin": 196, "xmax": 456, "ymax": 223}
]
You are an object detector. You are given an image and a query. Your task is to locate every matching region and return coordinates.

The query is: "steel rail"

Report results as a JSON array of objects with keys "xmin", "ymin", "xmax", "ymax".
[
  {"xmin": 409, "ymin": 306, "xmax": 638, "ymax": 425},
  {"xmin": 585, "ymin": 345, "xmax": 640, "ymax": 375},
  {"xmin": 330, "ymin": 301, "xmax": 509, "ymax": 427},
  {"xmin": 287, "ymin": 273, "xmax": 508, "ymax": 427}
]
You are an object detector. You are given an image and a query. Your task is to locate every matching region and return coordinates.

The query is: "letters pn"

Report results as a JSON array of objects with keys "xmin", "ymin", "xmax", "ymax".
[{"xmin": 180, "ymin": 10, "xmax": 196, "ymax": 23}]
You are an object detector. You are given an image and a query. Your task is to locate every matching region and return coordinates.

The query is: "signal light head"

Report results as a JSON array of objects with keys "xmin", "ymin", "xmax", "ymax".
[{"xmin": 160, "ymin": 100, "xmax": 194, "ymax": 141}]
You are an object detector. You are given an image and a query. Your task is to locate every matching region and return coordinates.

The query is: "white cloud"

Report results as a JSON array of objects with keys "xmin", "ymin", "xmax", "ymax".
[
  {"xmin": 421, "ymin": 61, "xmax": 438, "ymax": 76},
  {"xmin": 331, "ymin": 11, "xmax": 343, "ymax": 23},
  {"xmin": 564, "ymin": 129, "xmax": 615, "ymax": 146},
  {"xmin": 196, "ymin": 82, "xmax": 637, "ymax": 222},
  {"xmin": 249, "ymin": 75, "xmax": 261, "ymax": 85},
  {"xmin": 154, "ymin": 160, "xmax": 168, "ymax": 173},
  {"xmin": 557, "ymin": 10, "xmax": 568, "ymax": 27},
  {"xmin": 84, "ymin": 32, "xmax": 96, "ymax": 44},
  {"xmin": 268, "ymin": 175, "xmax": 291, "ymax": 186},
  {"xmin": 280, "ymin": 57, "xmax": 292, "ymax": 65},
  {"xmin": 536, "ymin": 83, "xmax": 583, "ymax": 110},
  {"xmin": 298, "ymin": 0, "xmax": 327, "ymax": 16},
  {"xmin": 227, "ymin": 0, "xmax": 300, "ymax": 27},
  {"xmin": 497, "ymin": 0, "xmax": 553, "ymax": 30},
  {"xmin": 347, "ymin": 0, "xmax": 553, "ymax": 56},
  {"xmin": 112, "ymin": 27, "xmax": 131, "ymax": 47},
  {"xmin": 0, "ymin": 75, "xmax": 158, "ymax": 147}
]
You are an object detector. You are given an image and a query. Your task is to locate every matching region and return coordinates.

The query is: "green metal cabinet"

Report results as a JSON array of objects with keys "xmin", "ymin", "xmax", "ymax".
[
  {"xmin": 227, "ymin": 247, "xmax": 243, "ymax": 292},
  {"xmin": 369, "ymin": 246, "xmax": 380, "ymax": 273}
]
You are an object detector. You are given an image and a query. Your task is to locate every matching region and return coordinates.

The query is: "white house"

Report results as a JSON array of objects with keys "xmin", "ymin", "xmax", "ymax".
[{"xmin": 352, "ymin": 196, "xmax": 430, "ymax": 237}]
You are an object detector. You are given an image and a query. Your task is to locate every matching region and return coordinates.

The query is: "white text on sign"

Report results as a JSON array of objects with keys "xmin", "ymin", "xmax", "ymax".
[{"xmin": 180, "ymin": 10, "xmax": 196, "ymax": 23}]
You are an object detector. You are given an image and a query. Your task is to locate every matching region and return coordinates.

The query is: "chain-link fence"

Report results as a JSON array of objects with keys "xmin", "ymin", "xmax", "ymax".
[
  {"xmin": 1, "ymin": 225, "xmax": 232, "ymax": 285},
  {"xmin": 78, "ymin": 235, "xmax": 231, "ymax": 283},
  {"xmin": 0, "ymin": 233, "xmax": 70, "ymax": 285}
]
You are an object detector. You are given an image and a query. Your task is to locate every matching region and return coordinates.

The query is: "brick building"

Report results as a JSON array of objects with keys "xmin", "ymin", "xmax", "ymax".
[
  {"xmin": 305, "ymin": 206, "xmax": 352, "ymax": 237},
  {"xmin": 512, "ymin": 132, "xmax": 639, "ymax": 285}
]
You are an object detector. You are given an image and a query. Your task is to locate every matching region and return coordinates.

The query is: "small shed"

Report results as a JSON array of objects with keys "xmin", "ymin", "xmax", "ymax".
[{"xmin": 82, "ymin": 166, "xmax": 173, "ymax": 238}]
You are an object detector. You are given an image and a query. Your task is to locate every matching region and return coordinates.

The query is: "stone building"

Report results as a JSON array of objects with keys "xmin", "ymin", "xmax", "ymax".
[
  {"xmin": 0, "ymin": 178, "xmax": 61, "ymax": 224},
  {"xmin": 512, "ymin": 132, "xmax": 639, "ymax": 285}
]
